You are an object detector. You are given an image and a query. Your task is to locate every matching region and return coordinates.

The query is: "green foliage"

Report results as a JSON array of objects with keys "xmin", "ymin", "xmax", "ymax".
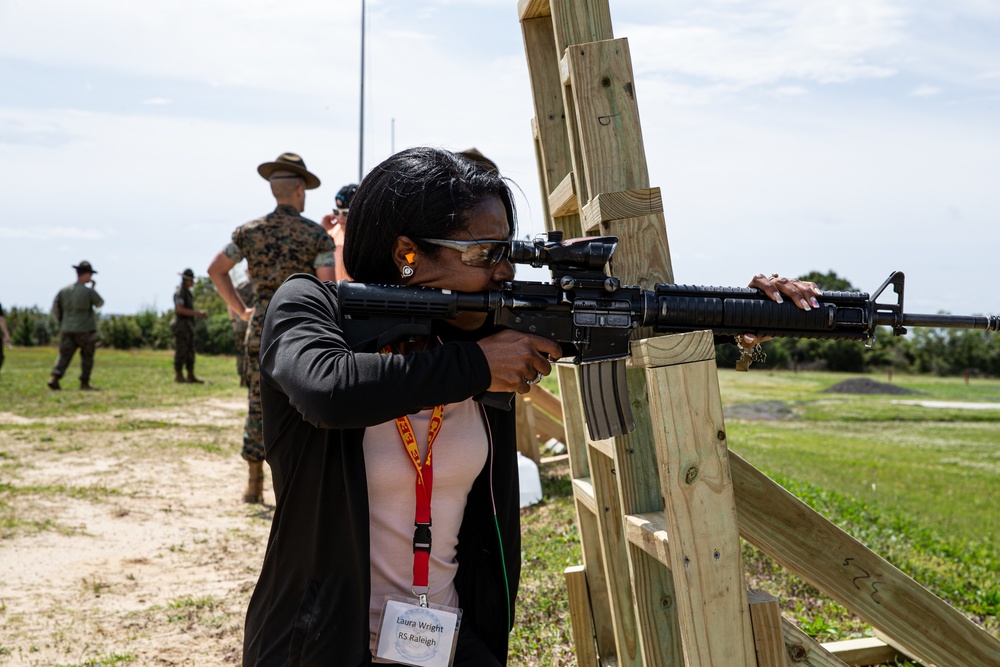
[
  {"xmin": 6, "ymin": 306, "xmax": 56, "ymax": 346},
  {"xmin": 97, "ymin": 315, "xmax": 143, "ymax": 350},
  {"xmin": 191, "ymin": 276, "xmax": 229, "ymax": 317},
  {"xmin": 195, "ymin": 314, "xmax": 238, "ymax": 355}
]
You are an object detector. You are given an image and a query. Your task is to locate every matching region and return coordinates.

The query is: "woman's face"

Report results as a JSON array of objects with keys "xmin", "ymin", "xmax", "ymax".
[{"xmin": 407, "ymin": 195, "xmax": 514, "ymax": 330}]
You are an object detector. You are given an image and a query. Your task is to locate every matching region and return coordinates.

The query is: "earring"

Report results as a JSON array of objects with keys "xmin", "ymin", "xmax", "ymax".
[{"xmin": 401, "ymin": 265, "xmax": 414, "ymax": 278}]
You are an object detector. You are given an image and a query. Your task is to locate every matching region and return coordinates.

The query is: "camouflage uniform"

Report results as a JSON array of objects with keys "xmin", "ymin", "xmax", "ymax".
[
  {"xmin": 232, "ymin": 279, "xmax": 254, "ymax": 386},
  {"xmin": 222, "ymin": 204, "xmax": 336, "ymax": 462},
  {"xmin": 51, "ymin": 283, "xmax": 104, "ymax": 384},
  {"xmin": 172, "ymin": 282, "xmax": 197, "ymax": 374}
]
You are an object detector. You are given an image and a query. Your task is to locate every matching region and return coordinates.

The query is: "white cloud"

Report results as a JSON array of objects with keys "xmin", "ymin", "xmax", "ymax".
[
  {"xmin": 909, "ymin": 85, "xmax": 943, "ymax": 97},
  {"xmin": 622, "ymin": 0, "xmax": 904, "ymax": 102},
  {"xmin": 141, "ymin": 97, "xmax": 172, "ymax": 106},
  {"xmin": 0, "ymin": 226, "xmax": 105, "ymax": 240}
]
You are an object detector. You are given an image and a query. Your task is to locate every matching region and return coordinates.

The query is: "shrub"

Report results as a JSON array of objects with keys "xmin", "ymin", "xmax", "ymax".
[{"xmin": 98, "ymin": 315, "xmax": 144, "ymax": 350}]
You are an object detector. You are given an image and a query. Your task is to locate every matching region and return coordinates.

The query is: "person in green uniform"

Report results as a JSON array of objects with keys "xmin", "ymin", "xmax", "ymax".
[
  {"xmin": 0, "ymin": 302, "xmax": 11, "ymax": 378},
  {"xmin": 172, "ymin": 268, "xmax": 208, "ymax": 383},
  {"xmin": 208, "ymin": 152, "xmax": 337, "ymax": 503},
  {"xmin": 48, "ymin": 261, "xmax": 104, "ymax": 391}
]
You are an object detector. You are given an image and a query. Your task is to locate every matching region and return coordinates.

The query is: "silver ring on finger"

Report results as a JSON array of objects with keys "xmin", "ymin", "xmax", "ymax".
[{"xmin": 525, "ymin": 371, "xmax": 544, "ymax": 386}]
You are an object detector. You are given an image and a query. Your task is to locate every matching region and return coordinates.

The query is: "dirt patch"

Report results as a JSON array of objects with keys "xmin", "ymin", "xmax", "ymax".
[
  {"xmin": 0, "ymin": 399, "xmax": 273, "ymax": 666},
  {"xmin": 723, "ymin": 400, "xmax": 795, "ymax": 421},
  {"xmin": 822, "ymin": 377, "xmax": 922, "ymax": 395}
]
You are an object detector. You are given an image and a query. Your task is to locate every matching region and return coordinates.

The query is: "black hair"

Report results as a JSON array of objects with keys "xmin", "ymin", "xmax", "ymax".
[{"xmin": 344, "ymin": 147, "xmax": 517, "ymax": 284}]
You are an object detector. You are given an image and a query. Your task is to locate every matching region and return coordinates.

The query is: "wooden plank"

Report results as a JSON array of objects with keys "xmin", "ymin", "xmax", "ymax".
[
  {"xmin": 557, "ymin": 364, "xmax": 589, "ymax": 479},
  {"xmin": 601, "ymin": 213, "xmax": 673, "ymax": 289},
  {"xmin": 515, "ymin": 393, "xmax": 541, "ymax": 463},
  {"xmin": 629, "ymin": 331, "xmax": 716, "ymax": 370},
  {"xmin": 533, "ymin": 409, "xmax": 565, "ymax": 445},
  {"xmin": 521, "ymin": 14, "xmax": 574, "ymax": 234},
  {"xmin": 626, "ymin": 513, "xmax": 851, "ymax": 667},
  {"xmin": 588, "ymin": 444, "xmax": 643, "ymax": 667},
  {"xmin": 576, "ymin": 492, "xmax": 618, "ymax": 662},
  {"xmin": 731, "ymin": 452, "xmax": 1000, "ymax": 667},
  {"xmin": 549, "ymin": 0, "xmax": 614, "ymax": 57},
  {"xmin": 549, "ymin": 171, "xmax": 579, "ymax": 216},
  {"xmin": 564, "ymin": 39, "xmax": 650, "ymax": 205},
  {"xmin": 518, "ymin": 0, "xmax": 551, "ymax": 21},
  {"xmin": 526, "ymin": 383, "xmax": 564, "ymax": 420},
  {"xmin": 645, "ymin": 359, "xmax": 757, "ymax": 666},
  {"xmin": 822, "ymin": 636, "xmax": 903, "ymax": 666},
  {"xmin": 627, "ymin": 541, "xmax": 684, "ymax": 666},
  {"xmin": 781, "ymin": 622, "xmax": 851, "ymax": 667},
  {"xmin": 573, "ymin": 477, "xmax": 598, "ymax": 516},
  {"xmin": 565, "ymin": 565, "xmax": 600, "ymax": 667},
  {"xmin": 748, "ymin": 590, "xmax": 789, "ymax": 667},
  {"xmin": 581, "ymin": 187, "xmax": 663, "ymax": 229}
]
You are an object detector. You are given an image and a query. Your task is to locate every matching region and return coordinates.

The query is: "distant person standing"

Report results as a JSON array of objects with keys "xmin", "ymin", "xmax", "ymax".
[
  {"xmin": 229, "ymin": 278, "xmax": 255, "ymax": 387},
  {"xmin": 208, "ymin": 152, "xmax": 336, "ymax": 503},
  {"xmin": 172, "ymin": 268, "xmax": 208, "ymax": 384},
  {"xmin": 320, "ymin": 183, "xmax": 358, "ymax": 282},
  {"xmin": 48, "ymin": 261, "xmax": 104, "ymax": 391},
  {"xmin": 0, "ymin": 301, "xmax": 11, "ymax": 378}
]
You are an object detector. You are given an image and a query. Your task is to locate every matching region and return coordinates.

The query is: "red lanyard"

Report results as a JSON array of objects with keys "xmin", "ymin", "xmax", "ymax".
[{"xmin": 394, "ymin": 404, "xmax": 444, "ymax": 599}]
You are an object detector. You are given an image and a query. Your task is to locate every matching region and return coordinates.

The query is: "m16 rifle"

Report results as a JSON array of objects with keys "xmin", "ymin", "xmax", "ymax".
[{"xmin": 338, "ymin": 233, "xmax": 1000, "ymax": 441}]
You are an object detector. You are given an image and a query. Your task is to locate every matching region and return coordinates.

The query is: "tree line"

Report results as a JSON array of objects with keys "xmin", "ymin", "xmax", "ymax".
[
  {"xmin": 6, "ymin": 273, "xmax": 999, "ymax": 376},
  {"xmin": 6, "ymin": 278, "xmax": 238, "ymax": 355}
]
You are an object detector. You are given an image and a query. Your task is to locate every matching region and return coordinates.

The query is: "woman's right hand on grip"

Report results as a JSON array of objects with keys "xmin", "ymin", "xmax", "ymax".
[{"xmin": 476, "ymin": 329, "xmax": 563, "ymax": 394}]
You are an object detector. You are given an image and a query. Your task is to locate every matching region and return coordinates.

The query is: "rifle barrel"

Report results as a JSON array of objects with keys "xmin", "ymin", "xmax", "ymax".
[{"xmin": 877, "ymin": 312, "xmax": 1000, "ymax": 332}]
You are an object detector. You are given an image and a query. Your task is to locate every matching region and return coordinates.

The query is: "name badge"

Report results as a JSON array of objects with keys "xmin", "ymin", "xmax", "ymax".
[{"xmin": 375, "ymin": 595, "xmax": 461, "ymax": 667}]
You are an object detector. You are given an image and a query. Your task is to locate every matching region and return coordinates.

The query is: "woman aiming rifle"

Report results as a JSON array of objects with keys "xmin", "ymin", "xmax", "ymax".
[{"xmin": 241, "ymin": 146, "xmax": 820, "ymax": 666}]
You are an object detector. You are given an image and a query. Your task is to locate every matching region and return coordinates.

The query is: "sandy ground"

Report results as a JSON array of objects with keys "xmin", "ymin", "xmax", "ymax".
[{"xmin": 0, "ymin": 398, "xmax": 272, "ymax": 666}]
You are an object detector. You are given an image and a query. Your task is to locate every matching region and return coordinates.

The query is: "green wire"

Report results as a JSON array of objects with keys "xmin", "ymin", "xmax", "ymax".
[{"xmin": 493, "ymin": 514, "xmax": 512, "ymax": 629}]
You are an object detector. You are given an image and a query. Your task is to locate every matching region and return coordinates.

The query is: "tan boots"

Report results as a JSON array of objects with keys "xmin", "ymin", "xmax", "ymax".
[{"xmin": 243, "ymin": 460, "xmax": 264, "ymax": 504}]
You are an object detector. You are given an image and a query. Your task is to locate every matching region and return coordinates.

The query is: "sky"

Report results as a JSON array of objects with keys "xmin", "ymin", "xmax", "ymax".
[{"xmin": 1, "ymin": 0, "xmax": 998, "ymax": 319}]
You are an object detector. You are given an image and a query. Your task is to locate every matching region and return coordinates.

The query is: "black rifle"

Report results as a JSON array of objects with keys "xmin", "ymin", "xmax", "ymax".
[{"xmin": 339, "ymin": 233, "xmax": 1000, "ymax": 441}]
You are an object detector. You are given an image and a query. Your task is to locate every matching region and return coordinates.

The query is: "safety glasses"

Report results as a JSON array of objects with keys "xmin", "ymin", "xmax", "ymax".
[{"xmin": 421, "ymin": 237, "xmax": 512, "ymax": 268}]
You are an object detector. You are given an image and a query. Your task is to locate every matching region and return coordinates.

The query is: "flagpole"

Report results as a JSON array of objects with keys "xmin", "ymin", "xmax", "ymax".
[{"xmin": 358, "ymin": 0, "xmax": 366, "ymax": 181}]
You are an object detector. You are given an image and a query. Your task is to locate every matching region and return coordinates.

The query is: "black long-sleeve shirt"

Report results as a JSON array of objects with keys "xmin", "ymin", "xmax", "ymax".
[{"xmin": 243, "ymin": 273, "xmax": 521, "ymax": 666}]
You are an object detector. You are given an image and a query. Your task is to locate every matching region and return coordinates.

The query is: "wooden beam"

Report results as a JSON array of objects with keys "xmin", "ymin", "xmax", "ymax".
[
  {"xmin": 549, "ymin": 0, "xmax": 614, "ymax": 55},
  {"xmin": 731, "ymin": 452, "xmax": 1000, "ymax": 667},
  {"xmin": 645, "ymin": 359, "xmax": 757, "ymax": 666},
  {"xmin": 629, "ymin": 331, "xmax": 715, "ymax": 370},
  {"xmin": 563, "ymin": 38, "xmax": 650, "ymax": 202},
  {"xmin": 565, "ymin": 565, "xmax": 600, "ymax": 667},
  {"xmin": 518, "ymin": 0, "xmax": 551, "ymax": 21},
  {"xmin": 549, "ymin": 171, "xmax": 579, "ymax": 216},
  {"xmin": 625, "ymin": 513, "xmax": 851, "ymax": 667},
  {"xmin": 582, "ymin": 187, "xmax": 663, "ymax": 229},
  {"xmin": 526, "ymin": 383, "xmax": 564, "ymax": 420},
  {"xmin": 822, "ymin": 636, "xmax": 903, "ymax": 666},
  {"xmin": 748, "ymin": 590, "xmax": 788, "ymax": 667}
]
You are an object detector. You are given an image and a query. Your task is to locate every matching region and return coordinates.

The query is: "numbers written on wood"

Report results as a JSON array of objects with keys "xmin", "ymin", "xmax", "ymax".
[{"xmin": 843, "ymin": 557, "xmax": 885, "ymax": 604}]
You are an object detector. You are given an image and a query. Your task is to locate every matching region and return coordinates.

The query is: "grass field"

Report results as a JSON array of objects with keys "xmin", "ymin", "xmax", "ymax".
[{"xmin": 1, "ymin": 348, "xmax": 997, "ymax": 666}]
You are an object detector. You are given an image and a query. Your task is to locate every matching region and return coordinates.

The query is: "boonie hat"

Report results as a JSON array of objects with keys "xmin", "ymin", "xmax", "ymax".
[
  {"xmin": 179, "ymin": 268, "xmax": 195, "ymax": 279},
  {"xmin": 458, "ymin": 147, "xmax": 499, "ymax": 174},
  {"xmin": 257, "ymin": 152, "xmax": 321, "ymax": 190},
  {"xmin": 73, "ymin": 260, "xmax": 97, "ymax": 274},
  {"xmin": 335, "ymin": 184, "xmax": 359, "ymax": 209}
]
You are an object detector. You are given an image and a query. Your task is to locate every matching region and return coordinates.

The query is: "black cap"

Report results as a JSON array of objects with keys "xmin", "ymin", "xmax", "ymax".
[
  {"xmin": 73, "ymin": 261, "xmax": 97, "ymax": 274},
  {"xmin": 336, "ymin": 184, "xmax": 359, "ymax": 209}
]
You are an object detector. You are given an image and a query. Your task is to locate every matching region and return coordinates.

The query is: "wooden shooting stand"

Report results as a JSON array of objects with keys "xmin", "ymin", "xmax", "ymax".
[{"xmin": 515, "ymin": 1, "xmax": 1000, "ymax": 665}]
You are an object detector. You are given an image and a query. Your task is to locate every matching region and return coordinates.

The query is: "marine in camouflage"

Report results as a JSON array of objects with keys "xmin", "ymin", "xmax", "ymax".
[
  {"xmin": 232, "ymin": 279, "xmax": 254, "ymax": 386},
  {"xmin": 223, "ymin": 204, "xmax": 335, "ymax": 462},
  {"xmin": 172, "ymin": 282, "xmax": 197, "ymax": 373}
]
